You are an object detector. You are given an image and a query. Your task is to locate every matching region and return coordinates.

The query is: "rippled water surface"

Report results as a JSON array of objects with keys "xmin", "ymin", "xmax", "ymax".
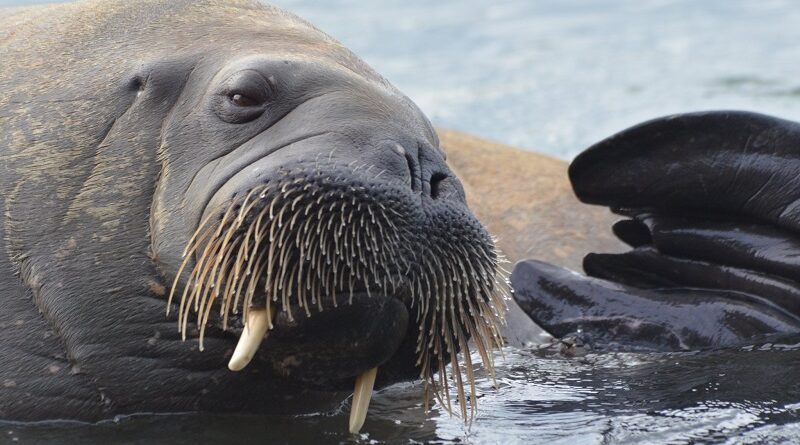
[
  {"xmin": 3, "ymin": 0, "xmax": 800, "ymax": 443},
  {"xmin": 7, "ymin": 342, "xmax": 800, "ymax": 444}
]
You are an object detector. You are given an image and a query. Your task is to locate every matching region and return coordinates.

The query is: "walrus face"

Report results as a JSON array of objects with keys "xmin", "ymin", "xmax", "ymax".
[{"xmin": 149, "ymin": 53, "xmax": 508, "ymax": 423}]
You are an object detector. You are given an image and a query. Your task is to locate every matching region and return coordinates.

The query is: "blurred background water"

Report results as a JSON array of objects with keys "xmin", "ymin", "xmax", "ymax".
[
  {"xmin": 269, "ymin": 0, "xmax": 800, "ymax": 159},
  {"xmin": 3, "ymin": 0, "xmax": 800, "ymax": 444},
  {"xmin": 6, "ymin": 0, "xmax": 800, "ymax": 159}
]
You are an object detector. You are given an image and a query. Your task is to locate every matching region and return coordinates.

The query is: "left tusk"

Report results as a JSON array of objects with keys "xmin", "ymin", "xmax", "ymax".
[{"xmin": 227, "ymin": 307, "xmax": 272, "ymax": 371}]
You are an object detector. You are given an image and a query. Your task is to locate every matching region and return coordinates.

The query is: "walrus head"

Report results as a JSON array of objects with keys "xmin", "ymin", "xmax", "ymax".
[
  {"xmin": 0, "ymin": 0, "xmax": 506, "ymax": 428},
  {"xmin": 135, "ymin": 2, "xmax": 509, "ymax": 429}
]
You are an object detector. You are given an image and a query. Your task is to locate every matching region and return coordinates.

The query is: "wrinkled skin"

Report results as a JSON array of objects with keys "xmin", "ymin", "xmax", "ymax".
[
  {"xmin": 514, "ymin": 111, "xmax": 800, "ymax": 350},
  {"xmin": 0, "ymin": 0, "xmax": 501, "ymax": 421}
]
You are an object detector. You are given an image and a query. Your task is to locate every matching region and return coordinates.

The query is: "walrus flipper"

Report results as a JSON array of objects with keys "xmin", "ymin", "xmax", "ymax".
[
  {"xmin": 636, "ymin": 213, "xmax": 800, "ymax": 280},
  {"xmin": 583, "ymin": 247, "xmax": 800, "ymax": 317},
  {"xmin": 569, "ymin": 110, "xmax": 800, "ymax": 232},
  {"xmin": 514, "ymin": 111, "xmax": 800, "ymax": 350},
  {"xmin": 511, "ymin": 260, "xmax": 800, "ymax": 351}
]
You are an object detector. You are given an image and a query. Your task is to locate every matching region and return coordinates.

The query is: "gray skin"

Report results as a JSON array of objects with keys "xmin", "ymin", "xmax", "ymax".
[{"xmin": 0, "ymin": 0, "xmax": 489, "ymax": 421}]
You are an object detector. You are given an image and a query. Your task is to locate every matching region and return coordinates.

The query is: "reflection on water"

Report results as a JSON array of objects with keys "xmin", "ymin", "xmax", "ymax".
[
  {"xmin": 6, "ymin": 340, "xmax": 800, "ymax": 444},
  {"xmin": 3, "ymin": 0, "xmax": 800, "ymax": 443}
]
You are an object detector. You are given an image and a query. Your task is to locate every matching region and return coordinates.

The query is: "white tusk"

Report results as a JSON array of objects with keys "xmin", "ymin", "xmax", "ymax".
[
  {"xmin": 227, "ymin": 308, "xmax": 272, "ymax": 371},
  {"xmin": 348, "ymin": 367, "xmax": 378, "ymax": 434}
]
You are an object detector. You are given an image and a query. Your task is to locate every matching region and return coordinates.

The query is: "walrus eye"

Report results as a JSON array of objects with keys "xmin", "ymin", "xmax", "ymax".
[
  {"xmin": 229, "ymin": 92, "xmax": 260, "ymax": 108},
  {"xmin": 214, "ymin": 70, "xmax": 273, "ymax": 124}
]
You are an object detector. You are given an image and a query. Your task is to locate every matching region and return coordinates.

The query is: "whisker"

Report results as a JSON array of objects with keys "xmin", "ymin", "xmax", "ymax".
[{"xmin": 165, "ymin": 166, "xmax": 509, "ymax": 424}]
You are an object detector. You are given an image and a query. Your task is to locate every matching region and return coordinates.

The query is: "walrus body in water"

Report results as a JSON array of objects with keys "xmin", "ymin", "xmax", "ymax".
[
  {"xmin": 0, "ymin": 0, "xmax": 516, "ymax": 428},
  {"xmin": 513, "ymin": 111, "xmax": 800, "ymax": 350},
  {"xmin": 8, "ymin": 0, "xmax": 795, "ymax": 430}
]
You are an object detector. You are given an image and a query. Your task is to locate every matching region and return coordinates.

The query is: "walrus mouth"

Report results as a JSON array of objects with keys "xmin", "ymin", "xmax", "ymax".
[{"xmin": 167, "ymin": 163, "xmax": 509, "ymax": 431}]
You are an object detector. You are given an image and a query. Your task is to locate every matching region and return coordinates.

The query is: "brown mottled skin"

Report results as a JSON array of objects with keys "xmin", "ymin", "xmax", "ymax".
[{"xmin": 0, "ymin": 0, "xmax": 617, "ymax": 421}]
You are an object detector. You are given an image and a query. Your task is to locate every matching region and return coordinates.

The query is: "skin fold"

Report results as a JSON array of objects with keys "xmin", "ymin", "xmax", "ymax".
[{"xmin": 513, "ymin": 259, "xmax": 800, "ymax": 350}]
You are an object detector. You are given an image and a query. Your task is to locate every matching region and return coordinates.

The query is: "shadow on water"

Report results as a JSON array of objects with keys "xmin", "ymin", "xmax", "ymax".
[
  {"xmin": 6, "ymin": 338, "xmax": 800, "ymax": 444},
  {"xmin": 2, "ymin": 381, "xmax": 441, "ymax": 444}
]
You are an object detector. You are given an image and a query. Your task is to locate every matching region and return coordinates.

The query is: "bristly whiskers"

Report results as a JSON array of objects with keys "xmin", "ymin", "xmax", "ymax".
[{"xmin": 167, "ymin": 164, "xmax": 510, "ymax": 421}]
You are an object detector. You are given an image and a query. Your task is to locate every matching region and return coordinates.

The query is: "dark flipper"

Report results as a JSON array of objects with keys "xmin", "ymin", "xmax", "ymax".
[
  {"xmin": 612, "ymin": 218, "xmax": 652, "ymax": 247},
  {"xmin": 637, "ymin": 213, "xmax": 800, "ymax": 281},
  {"xmin": 569, "ymin": 111, "xmax": 800, "ymax": 232},
  {"xmin": 584, "ymin": 247, "xmax": 800, "ymax": 318},
  {"xmin": 512, "ymin": 260, "xmax": 800, "ymax": 350},
  {"xmin": 514, "ymin": 111, "xmax": 800, "ymax": 350}
]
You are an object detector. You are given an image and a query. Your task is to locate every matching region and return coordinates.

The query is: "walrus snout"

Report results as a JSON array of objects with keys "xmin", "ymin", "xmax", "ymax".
[
  {"xmin": 189, "ymin": 155, "xmax": 472, "ymax": 319},
  {"xmin": 171, "ymin": 145, "xmax": 506, "ymax": 413}
]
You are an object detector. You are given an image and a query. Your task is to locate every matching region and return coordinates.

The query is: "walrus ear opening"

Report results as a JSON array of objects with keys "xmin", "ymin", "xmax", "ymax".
[
  {"xmin": 125, "ymin": 74, "xmax": 146, "ymax": 95},
  {"xmin": 123, "ymin": 57, "xmax": 197, "ymax": 103},
  {"xmin": 568, "ymin": 110, "xmax": 800, "ymax": 232}
]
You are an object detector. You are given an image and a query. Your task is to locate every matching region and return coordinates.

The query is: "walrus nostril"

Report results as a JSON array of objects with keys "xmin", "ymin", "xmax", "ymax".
[{"xmin": 429, "ymin": 172, "xmax": 448, "ymax": 199}]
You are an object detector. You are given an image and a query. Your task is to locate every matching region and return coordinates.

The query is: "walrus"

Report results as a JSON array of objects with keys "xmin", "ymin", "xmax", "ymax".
[
  {"xmin": 513, "ymin": 111, "xmax": 800, "ymax": 350},
  {"xmin": 0, "ymin": 0, "xmax": 527, "ymax": 430},
  {"xmin": 0, "ymin": 0, "xmax": 632, "ymax": 430}
]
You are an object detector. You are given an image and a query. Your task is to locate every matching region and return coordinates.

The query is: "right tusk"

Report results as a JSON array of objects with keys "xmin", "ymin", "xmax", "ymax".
[
  {"xmin": 227, "ymin": 307, "xmax": 272, "ymax": 371},
  {"xmin": 349, "ymin": 367, "xmax": 379, "ymax": 434}
]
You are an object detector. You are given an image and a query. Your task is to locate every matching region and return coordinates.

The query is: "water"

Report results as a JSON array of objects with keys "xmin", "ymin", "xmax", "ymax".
[
  {"xmin": 7, "ymin": 342, "xmax": 800, "ymax": 444},
  {"xmin": 4, "ymin": 0, "xmax": 800, "ymax": 443},
  {"xmin": 5, "ymin": 0, "xmax": 800, "ymax": 158},
  {"xmin": 260, "ymin": 0, "xmax": 800, "ymax": 159}
]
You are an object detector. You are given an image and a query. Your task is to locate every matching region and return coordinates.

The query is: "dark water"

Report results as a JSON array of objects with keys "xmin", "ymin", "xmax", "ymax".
[
  {"xmin": 6, "ymin": 341, "xmax": 800, "ymax": 444},
  {"xmin": 4, "ymin": 0, "xmax": 800, "ymax": 443}
]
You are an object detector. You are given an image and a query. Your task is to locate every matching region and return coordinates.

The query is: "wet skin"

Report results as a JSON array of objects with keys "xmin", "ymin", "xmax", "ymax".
[{"xmin": 514, "ymin": 111, "xmax": 800, "ymax": 350}]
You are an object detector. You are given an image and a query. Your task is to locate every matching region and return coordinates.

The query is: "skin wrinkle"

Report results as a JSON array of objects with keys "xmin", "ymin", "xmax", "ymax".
[
  {"xmin": 179, "ymin": 89, "xmax": 336, "ymax": 208},
  {"xmin": 155, "ymin": 57, "xmax": 203, "ymax": 147},
  {"xmin": 188, "ymin": 130, "xmax": 337, "ymax": 233},
  {"xmin": 10, "ymin": 259, "xmax": 109, "ymax": 414},
  {"xmin": 744, "ymin": 169, "xmax": 779, "ymax": 211},
  {"xmin": 149, "ymin": 60, "xmax": 198, "ymax": 266},
  {"xmin": 729, "ymin": 132, "xmax": 754, "ymax": 192},
  {"xmin": 61, "ymin": 115, "xmax": 124, "ymax": 228}
]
